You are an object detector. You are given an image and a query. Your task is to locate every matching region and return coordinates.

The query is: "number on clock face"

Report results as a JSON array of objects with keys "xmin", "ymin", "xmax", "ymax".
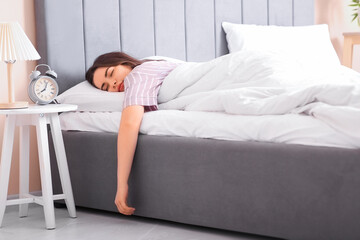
[{"xmin": 34, "ymin": 77, "xmax": 57, "ymax": 101}]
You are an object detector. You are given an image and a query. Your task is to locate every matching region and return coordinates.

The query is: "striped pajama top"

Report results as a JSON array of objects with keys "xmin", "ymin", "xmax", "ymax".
[{"xmin": 123, "ymin": 61, "xmax": 180, "ymax": 112}]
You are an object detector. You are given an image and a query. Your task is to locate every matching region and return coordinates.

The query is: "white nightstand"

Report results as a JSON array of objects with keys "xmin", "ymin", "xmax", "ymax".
[
  {"xmin": 0, "ymin": 104, "xmax": 77, "ymax": 229},
  {"xmin": 343, "ymin": 32, "xmax": 360, "ymax": 68}
]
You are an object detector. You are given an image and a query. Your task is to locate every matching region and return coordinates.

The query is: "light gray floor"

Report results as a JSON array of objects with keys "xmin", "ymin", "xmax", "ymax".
[{"xmin": 0, "ymin": 205, "xmax": 281, "ymax": 240}]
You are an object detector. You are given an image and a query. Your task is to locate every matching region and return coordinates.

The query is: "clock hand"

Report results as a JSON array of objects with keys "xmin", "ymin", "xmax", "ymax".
[{"xmin": 40, "ymin": 81, "xmax": 49, "ymax": 93}]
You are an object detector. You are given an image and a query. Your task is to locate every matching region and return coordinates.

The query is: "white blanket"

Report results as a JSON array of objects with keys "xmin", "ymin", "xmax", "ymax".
[{"xmin": 158, "ymin": 50, "xmax": 360, "ymax": 142}]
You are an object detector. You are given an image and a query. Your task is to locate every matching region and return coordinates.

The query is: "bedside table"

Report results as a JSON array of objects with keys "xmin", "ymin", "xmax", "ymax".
[
  {"xmin": 0, "ymin": 104, "xmax": 77, "ymax": 229},
  {"xmin": 343, "ymin": 32, "xmax": 360, "ymax": 68}
]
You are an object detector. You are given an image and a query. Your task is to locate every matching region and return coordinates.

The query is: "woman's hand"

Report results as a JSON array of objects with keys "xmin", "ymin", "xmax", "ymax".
[{"xmin": 115, "ymin": 184, "xmax": 135, "ymax": 215}]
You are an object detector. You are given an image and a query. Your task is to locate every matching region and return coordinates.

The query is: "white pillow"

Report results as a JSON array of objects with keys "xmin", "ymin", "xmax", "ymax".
[
  {"xmin": 222, "ymin": 22, "xmax": 340, "ymax": 67},
  {"xmin": 55, "ymin": 81, "xmax": 124, "ymax": 112}
]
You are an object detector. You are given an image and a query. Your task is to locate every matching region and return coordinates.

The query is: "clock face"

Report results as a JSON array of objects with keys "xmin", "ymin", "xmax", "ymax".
[{"xmin": 34, "ymin": 77, "xmax": 58, "ymax": 102}]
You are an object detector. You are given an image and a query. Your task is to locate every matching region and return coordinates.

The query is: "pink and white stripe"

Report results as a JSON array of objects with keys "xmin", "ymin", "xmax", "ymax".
[{"xmin": 123, "ymin": 61, "xmax": 180, "ymax": 112}]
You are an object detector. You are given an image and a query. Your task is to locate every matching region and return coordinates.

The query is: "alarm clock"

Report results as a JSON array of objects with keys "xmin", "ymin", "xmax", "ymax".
[{"xmin": 28, "ymin": 64, "xmax": 59, "ymax": 105}]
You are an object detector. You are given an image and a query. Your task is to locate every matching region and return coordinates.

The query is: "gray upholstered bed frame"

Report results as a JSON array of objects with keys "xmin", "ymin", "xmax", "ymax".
[{"xmin": 35, "ymin": 1, "xmax": 360, "ymax": 239}]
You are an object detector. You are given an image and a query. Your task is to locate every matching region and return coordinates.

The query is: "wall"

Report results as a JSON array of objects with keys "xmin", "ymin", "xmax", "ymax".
[
  {"xmin": 316, "ymin": 0, "xmax": 360, "ymax": 71},
  {"xmin": 0, "ymin": 0, "xmax": 357, "ymax": 197},
  {"xmin": 0, "ymin": 0, "xmax": 41, "ymax": 195}
]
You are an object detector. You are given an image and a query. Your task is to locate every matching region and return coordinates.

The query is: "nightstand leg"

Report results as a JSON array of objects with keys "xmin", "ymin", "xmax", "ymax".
[
  {"xmin": 49, "ymin": 113, "xmax": 76, "ymax": 218},
  {"xmin": 343, "ymin": 38, "xmax": 353, "ymax": 68},
  {"xmin": 0, "ymin": 115, "xmax": 16, "ymax": 227},
  {"xmin": 35, "ymin": 114, "xmax": 55, "ymax": 229},
  {"xmin": 19, "ymin": 125, "xmax": 30, "ymax": 218}
]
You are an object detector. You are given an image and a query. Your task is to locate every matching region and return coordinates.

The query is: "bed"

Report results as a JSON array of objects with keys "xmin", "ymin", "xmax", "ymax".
[{"xmin": 34, "ymin": 0, "xmax": 360, "ymax": 239}]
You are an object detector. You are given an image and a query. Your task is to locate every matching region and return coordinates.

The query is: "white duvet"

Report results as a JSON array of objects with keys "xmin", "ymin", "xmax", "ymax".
[{"xmin": 158, "ymin": 50, "xmax": 360, "ymax": 142}]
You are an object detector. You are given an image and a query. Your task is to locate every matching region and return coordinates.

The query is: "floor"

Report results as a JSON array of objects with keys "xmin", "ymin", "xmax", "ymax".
[{"xmin": 0, "ymin": 205, "xmax": 282, "ymax": 240}]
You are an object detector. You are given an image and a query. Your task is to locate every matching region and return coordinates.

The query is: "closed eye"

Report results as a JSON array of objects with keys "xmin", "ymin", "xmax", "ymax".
[
  {"xmin": 101, "ymin": 83, "xmax": 109, "ymax": 91},
  {"xmin": 105, "ymin": 67, "xmax": 115, "ymax": 78}
]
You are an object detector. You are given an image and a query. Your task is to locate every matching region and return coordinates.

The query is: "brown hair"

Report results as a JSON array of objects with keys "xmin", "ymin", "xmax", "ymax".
[{"xmin": 85, "ymin": 51, "xmax": 147, "ymax": 85}]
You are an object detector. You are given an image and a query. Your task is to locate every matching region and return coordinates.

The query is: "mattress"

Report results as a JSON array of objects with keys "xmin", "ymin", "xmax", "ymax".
[{"xmin": 59, "ymin": 110, "xmax": 358, "ymax": 149}]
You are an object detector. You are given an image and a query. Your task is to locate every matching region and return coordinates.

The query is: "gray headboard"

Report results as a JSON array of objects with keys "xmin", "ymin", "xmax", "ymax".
[{"xmin": 35, "ymin": 0, "xmax": 314, "ymax": 94}]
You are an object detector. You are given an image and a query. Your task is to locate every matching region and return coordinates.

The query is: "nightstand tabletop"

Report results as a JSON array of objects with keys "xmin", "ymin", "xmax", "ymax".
[
  {"xmin": 343, "ymin": 32, "xmax": 360, "ymax": 36},
  {"xmin": 0, "ymin": 104, "xmax": 77, "ymax": 115}
]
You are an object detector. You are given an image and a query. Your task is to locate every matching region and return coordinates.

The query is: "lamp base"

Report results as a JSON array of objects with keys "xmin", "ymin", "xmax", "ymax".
[{"xmin": 0, "ymin": 101, "xmax": 29, "ymax": 109}]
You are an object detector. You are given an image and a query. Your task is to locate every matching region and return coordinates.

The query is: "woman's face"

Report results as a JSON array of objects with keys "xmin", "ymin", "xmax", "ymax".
[{"xmin": 93, "ymin": 64, "xmax": 132, "ymax": 92}]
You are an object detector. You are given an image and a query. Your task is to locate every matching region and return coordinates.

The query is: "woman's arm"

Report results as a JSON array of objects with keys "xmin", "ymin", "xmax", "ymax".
[{"xmin": 115, "ymin": 105, "xmax": 144, "ymax": 215}]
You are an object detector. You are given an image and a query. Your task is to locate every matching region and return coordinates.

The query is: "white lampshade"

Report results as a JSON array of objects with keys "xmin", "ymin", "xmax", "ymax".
[{"xmin": 0, "ymin": 22, "xmax": 40, "ymax": 61}]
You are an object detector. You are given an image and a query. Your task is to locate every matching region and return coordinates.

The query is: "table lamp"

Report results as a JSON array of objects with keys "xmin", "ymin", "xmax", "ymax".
[{"xmin": 0, "ymin": 22, "xmax": 41, "ymax": 109}]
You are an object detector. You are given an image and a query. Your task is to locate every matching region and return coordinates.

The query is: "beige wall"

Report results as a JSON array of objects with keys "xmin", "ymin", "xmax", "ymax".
[
  {"xmin": 316, "ymin": 0, "xmax": 360, "ymax": 71},
  {"xmin": 0, "ymin": 0, "xmax": 357, "ymax": 196},
  {"xmin": 0, "ymin": 0, "xmax": 40, "ymax": 195},
  {"xmin": 315, "ymin": 0, "xmax": 344, "ymax": 58}
]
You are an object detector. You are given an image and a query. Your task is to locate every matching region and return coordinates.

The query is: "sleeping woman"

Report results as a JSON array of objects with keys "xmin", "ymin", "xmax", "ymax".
[{"xmin": 85, "ymin": 52, "xmax": 180, "ymax": 215}]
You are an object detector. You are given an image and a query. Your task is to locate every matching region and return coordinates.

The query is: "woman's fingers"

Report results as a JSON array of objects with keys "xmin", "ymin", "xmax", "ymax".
[
  {"xmin": 115, "ymin": 200, "xmax": 135, "ymax": 215},
  {"xmin": 121, "ymin": 201, "xmax": 135, "ymax": 215}
]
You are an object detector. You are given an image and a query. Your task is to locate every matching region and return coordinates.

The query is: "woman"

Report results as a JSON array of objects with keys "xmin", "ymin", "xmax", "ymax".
[{"xmin": 86, "ymin": 52, "xmax": 180, "ymax": 215}]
